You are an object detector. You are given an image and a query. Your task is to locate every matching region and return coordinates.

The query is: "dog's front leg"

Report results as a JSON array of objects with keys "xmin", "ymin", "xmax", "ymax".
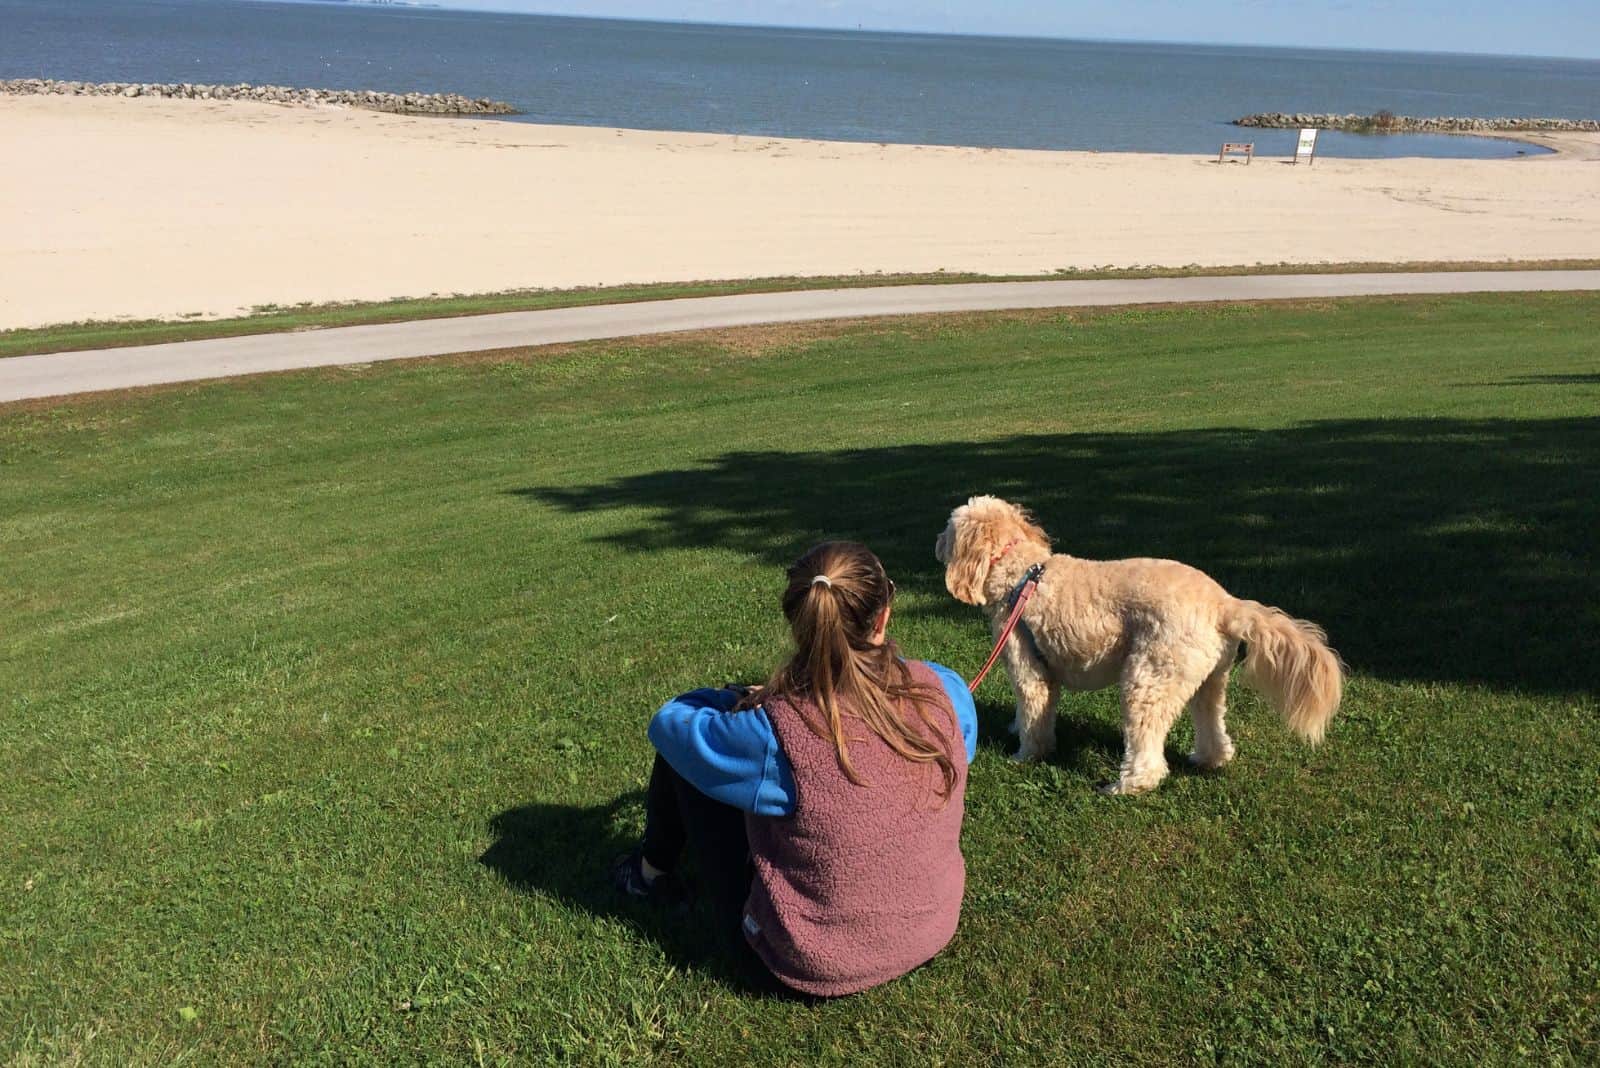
[{"xmin": 1003, "ymin": 631, "xmax": 1057, "ymax": 762}]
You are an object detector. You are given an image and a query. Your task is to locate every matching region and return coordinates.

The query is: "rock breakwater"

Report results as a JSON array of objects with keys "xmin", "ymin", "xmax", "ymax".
[
  {"xmin": 0, "ymin": 78, "xmax": 517, "ymax": 116},
  {"xmin": 1235, "ymin": 112, "xmax": 1599, "ymax": 134}
]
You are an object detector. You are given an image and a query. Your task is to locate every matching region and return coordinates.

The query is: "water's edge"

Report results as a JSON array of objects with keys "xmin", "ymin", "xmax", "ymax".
[{"xmin": 5, "ymin": 0, "xmax": 1596, "ymax": 159}]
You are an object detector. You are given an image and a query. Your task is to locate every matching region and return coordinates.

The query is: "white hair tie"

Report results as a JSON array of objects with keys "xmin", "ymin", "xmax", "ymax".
[{"xmin": 811, "ymin": 574, "xmax": 833, "ymax": 588}]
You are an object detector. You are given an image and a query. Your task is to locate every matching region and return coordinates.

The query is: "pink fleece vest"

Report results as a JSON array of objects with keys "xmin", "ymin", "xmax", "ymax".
[{"xmin": 742, "ymin": 659, "xmax": 968, "ymax": 996}]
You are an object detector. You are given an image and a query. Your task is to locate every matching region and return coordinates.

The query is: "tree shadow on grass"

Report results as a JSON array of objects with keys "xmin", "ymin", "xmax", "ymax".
[
  {"xmin": 513, "ymin": 418, "xmax": 1600, "ymax": 695},
  {"xmin": 478, "ymin": 793, "xmax": 780, "ymax": 995},
  {"xmin": 1497, "ymin": 374, "xmax": 1600, "ymax": 386}
]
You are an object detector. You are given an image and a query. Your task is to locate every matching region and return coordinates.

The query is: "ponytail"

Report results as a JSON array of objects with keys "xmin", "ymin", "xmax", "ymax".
[{"xmin": 762, "ymin": 542, "xmax": 957, "ymax": 799}]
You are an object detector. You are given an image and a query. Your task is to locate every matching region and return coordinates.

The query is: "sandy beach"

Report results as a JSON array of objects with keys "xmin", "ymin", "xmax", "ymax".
[{"xmin": 2, "ymin": 94, "xmax": 1597, "ymax": 330}]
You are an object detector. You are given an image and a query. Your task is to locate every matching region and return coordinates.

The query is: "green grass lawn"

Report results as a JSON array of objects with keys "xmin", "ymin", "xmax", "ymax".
[{"xmin": 2, "ymin": 294, "xmax": 1597, "ymax": 1064}]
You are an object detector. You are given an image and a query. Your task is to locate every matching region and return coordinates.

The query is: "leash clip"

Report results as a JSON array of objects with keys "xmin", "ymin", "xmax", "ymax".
[{"xmin": 1011, "ymin": 563, "xmax": 1046, "ymax": 603}]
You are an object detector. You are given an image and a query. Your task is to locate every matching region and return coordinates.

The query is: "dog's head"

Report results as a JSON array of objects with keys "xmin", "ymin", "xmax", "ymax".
[{"xmin": 934, "ymin": 495, "xmax": 1051, "ymax": 606}]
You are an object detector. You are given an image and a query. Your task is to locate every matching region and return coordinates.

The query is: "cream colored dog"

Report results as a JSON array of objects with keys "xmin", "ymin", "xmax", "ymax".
[{"xmin": 936, "ymin": 496, "xmax": 1343, "ymax": 795}]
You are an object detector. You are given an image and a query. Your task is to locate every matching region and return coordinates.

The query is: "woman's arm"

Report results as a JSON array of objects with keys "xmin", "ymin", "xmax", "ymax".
[
  {"xmin": 923, "ymin": 662, "xmax": 979, "ymax": 762},
  {"xmin": 647, "ymin": 689, "xmax": 797, "ymax": 817}
]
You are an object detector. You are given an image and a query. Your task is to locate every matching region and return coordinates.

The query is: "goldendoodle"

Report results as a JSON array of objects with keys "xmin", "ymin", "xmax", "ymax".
[{"xmin": 936, "ymin": 495, "xmax": 1343, "ymax": 794}]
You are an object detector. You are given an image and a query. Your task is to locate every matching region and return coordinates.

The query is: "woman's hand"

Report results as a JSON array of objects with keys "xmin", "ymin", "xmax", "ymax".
[{"xmin": 723, "ymin": 683, "xmax": 765, "ymax": 711}]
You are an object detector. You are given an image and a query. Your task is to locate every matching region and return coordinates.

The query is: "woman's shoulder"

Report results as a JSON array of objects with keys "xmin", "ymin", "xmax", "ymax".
[
  {"xmin": 906, "ymin": 658, "xmax": 964, "ymax": 692},
  {"xmin": 902, "ymin": 659, "xmax": 977, "ymax": 762}
]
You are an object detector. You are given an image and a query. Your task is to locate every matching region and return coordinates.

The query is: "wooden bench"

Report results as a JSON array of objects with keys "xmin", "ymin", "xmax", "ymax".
[{"xmin": 1217, "ymin": 141, "xmax": 1254, "ymax": 164}]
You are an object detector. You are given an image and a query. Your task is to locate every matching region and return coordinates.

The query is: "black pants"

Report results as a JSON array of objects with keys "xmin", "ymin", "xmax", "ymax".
[
  {"xmin": 642, "ymin": 754, "xmax": 754, "ymax": 929},
  {"xmin": 640, "ymin": 754, "xmax": 789, "ymax": 992}
]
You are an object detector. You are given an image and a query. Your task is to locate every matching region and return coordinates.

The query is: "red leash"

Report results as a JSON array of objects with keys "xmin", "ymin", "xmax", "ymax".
[{"xmin": 968, "ymin": 563, "xmax": 1046, "ymax": 693}]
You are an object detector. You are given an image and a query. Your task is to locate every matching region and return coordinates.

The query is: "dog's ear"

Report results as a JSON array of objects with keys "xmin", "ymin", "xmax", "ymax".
[{"xmin": 944, "ymin": 505, "xmax": 997, "ymax": 606}]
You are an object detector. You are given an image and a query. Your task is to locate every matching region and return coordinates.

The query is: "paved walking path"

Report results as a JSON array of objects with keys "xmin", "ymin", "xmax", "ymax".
[{"xmin": 5, "ymin": 271, "xmax": 1599, "ymax": 403}]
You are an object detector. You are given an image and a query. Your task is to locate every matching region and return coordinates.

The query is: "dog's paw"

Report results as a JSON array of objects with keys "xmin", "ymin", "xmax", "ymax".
[
  {"xmin": 1009, "ymin": 747, "xmax": 1042, "ymax": 764},
  {"xmin": 1187, "ymin": 748, "xmax": 1235, "ymax": 772},
  {"xmin": 1097, "ymin": 778, "xmax": 1156, "ymax": 797}
]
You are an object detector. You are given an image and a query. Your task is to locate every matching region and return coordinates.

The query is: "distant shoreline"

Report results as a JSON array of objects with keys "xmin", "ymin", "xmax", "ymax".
[
  {"xmin": 1234, "ymin": 112, "xmax": 1600, "ymax": 160},
  {"xmin": 0, "ymin": 78, "xmax": 517, "ymax": 116},
  {"xmin": 9, "ymin": 2, "xmax": 1596, "ymax": 159},
  {"xmin": 1, "ymin": 77, "xmax": 1569, "ymax": 158},
  {"xmin": 1235, "ymin": 111, "xmax": 1599, "ymax": 134},
  {"xmin": 1235, "ymin": 112, "xmax": 1598, "ymax": 144}
]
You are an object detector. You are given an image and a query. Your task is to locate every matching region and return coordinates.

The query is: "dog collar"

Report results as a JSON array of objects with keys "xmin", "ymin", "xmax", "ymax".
[
  {"xmin": 1005, "ymin": 562, "xmax": 1047, "ymax": 608},
  {"xmin": 989, "ymin": 538, "xmax": 1021, "ymax": 566}
]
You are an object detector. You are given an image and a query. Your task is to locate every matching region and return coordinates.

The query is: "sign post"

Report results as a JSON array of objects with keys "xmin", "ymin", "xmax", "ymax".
[{"xmin": 1294, "ymin": 127, "xmax": 1319, "ymax": 166}]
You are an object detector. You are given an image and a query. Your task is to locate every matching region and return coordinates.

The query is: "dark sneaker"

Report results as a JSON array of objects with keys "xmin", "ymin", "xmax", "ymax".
[{"xmin": 610, "ymin": 848, "xmax": 686, "ymax": 906}]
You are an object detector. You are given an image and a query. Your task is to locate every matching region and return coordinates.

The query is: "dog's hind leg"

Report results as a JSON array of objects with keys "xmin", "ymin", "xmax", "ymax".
[
  {"xmin": 1188, "ymin": 644, "xmax": 1238, "ymax": 771},
  {"xmin": 1103, "ymin": 657, "xmax": 1201, "ymax": 795}
]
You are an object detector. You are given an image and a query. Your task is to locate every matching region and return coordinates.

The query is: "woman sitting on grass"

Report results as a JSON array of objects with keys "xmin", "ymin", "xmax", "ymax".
[{"xmin": 612, "ymin": 540, "xmax": 977, "ymax": 997}]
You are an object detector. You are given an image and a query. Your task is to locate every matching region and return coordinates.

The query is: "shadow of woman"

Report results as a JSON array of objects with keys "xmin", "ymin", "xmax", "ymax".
[{"xmin": 477, "ymin": 793, "xmax": 781, "ymax": 997}]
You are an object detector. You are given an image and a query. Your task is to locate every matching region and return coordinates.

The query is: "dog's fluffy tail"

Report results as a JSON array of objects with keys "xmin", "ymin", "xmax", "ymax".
[{"xmin": 1224, "ymin": 599, "xmax": 1344, "ymax": 744}]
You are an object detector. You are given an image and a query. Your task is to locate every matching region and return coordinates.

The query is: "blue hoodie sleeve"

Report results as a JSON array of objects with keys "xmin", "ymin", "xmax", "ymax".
[
  {"xmin": 647, "ymin": 688, "xmax": 797, "ymax": 817},
  {"xmin": 924, "ymin": 661, "xmax": 979, "ymax": 762}
]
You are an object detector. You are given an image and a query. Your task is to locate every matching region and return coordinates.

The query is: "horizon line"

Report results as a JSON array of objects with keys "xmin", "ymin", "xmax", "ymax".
[{"xmin": 264, "ymin": 0, "xmax": 1600, "ymax": 64}]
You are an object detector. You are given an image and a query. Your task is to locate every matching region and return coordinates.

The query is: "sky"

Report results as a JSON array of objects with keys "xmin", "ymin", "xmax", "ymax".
[{"xmin": 411, "ymin": 1, "xmax": 1600, "ymax": 60}]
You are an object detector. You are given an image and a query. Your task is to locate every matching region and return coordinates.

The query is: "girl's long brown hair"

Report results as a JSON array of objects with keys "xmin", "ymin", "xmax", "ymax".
[{"xmin": 759, "ymin": 541, "xmax": 958, "ymax": 799}]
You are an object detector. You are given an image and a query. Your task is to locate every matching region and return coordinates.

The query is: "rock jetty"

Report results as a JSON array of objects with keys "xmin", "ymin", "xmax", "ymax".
[
  {"xmin": 1235, "ymin": 112, "xmax": 1599, "ymax": 134},
  {"xmin": 0, "ymin": 78, "xmax": 517, "ymax": 116}
]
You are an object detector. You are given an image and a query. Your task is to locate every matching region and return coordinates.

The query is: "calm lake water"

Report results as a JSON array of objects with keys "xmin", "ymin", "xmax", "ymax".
[{"xmin": 4, "ymin": 0, "xmax": 1597, "ymax": 158}]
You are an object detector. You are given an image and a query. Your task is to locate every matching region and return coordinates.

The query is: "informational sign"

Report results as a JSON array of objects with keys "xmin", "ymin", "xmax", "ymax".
[{"xmin": 1295, "ymin": 128, "xmax": 1319, "ymax": 166}]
